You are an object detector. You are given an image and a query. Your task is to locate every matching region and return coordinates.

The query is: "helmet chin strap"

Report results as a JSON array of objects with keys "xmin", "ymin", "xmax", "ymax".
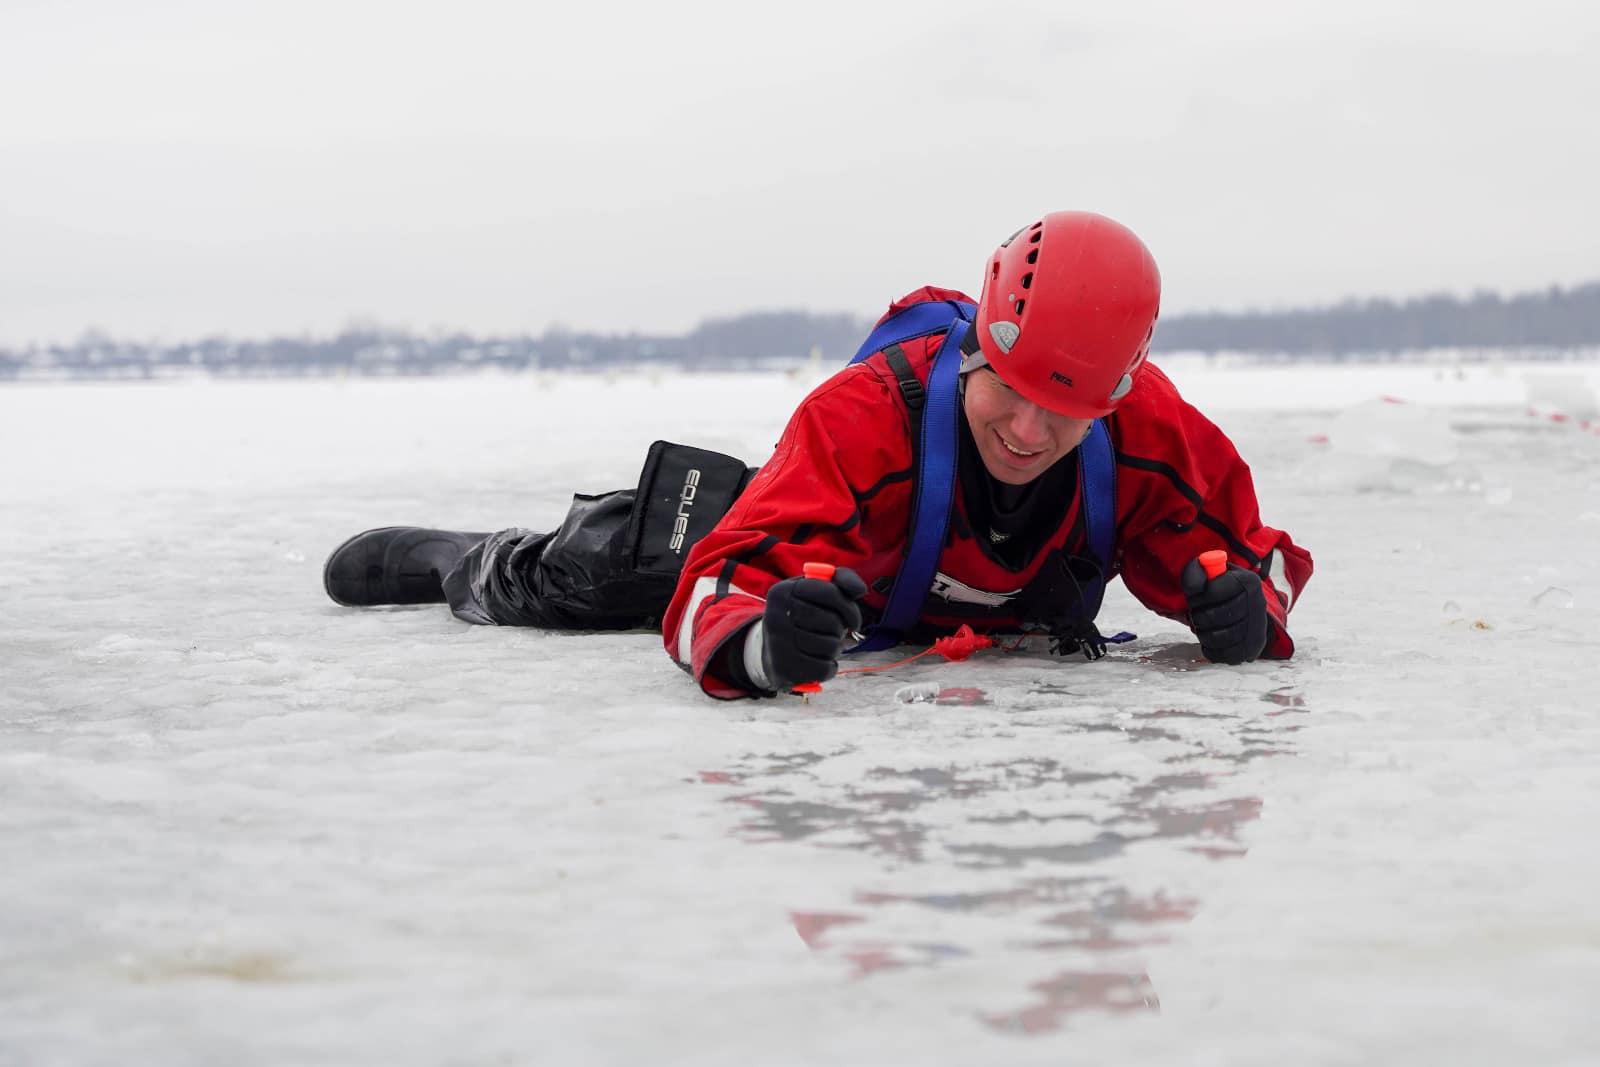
[{"xmin": 957, "ymin": 320, "xmax": 989, "ymax": 376}]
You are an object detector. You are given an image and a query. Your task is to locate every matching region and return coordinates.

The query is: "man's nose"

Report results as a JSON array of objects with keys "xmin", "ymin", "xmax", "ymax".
[{"xmin": 1008, "ymin": 398, "xmax": 1053, "ymax": 444}]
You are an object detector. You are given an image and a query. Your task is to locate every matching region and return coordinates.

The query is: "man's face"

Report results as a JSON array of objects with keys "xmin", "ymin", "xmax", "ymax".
[{"xmin": 962, "ymin": 368, "xmax": 1094, "ymax": 486}]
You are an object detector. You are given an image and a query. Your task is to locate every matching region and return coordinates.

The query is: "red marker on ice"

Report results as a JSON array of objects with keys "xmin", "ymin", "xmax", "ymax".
[{"xmin": 791, "ymin": 562, "xmax": 837, "ymax": 699}]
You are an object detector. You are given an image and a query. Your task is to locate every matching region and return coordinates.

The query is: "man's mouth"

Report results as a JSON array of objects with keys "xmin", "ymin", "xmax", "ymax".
[{"xmin": 996, "ymin": 431, "xmax": 1043, "ymax": 458}]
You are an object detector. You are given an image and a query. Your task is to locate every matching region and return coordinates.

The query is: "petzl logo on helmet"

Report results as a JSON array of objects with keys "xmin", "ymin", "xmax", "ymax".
[
  {"xmin": 1050, "ymin": 370, "xmax": 1074, "ymax": 388},
  {"xmin": 988, "ymin": 321, "xmax": 1020, "ymax": 353},
  {"xmin": 669, "ymin": 469, "xmax": 702, "ymax": 554}
]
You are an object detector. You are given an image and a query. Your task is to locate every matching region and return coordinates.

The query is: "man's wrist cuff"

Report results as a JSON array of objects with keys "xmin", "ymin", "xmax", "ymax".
[{"xmin": 742, "ymin": 624, "xmax": 774, "ymax": 693}]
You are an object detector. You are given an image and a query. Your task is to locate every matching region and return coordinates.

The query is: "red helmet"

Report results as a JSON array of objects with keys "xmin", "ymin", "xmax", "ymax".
[{"xmin": 972, "ymin": 211, "xmax": 1161, "ymax": 419}]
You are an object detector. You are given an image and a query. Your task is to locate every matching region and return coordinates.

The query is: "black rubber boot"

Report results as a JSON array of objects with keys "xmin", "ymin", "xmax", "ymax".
[{"xmin": 322, "ymin": 527, "xmax": 491, "ymax": 607}]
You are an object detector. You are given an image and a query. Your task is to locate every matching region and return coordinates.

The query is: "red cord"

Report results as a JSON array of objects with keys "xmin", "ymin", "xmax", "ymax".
[
  {"xmin": 931, "ymin": 624, "xmax": 996, "ymax": 661},
  {"xmin": 837, "ymin": 625, "xmax": 1000, "ymax": 675}
]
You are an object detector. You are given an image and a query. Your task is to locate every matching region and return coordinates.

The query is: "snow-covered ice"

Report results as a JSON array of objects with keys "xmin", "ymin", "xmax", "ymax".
[{"xmin": 2, "ymin": 357, "xmax": 1598, "ymax": 1066}]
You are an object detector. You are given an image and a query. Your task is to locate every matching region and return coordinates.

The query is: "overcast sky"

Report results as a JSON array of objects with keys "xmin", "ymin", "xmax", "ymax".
[{"xmin": 2, "ymin": 0, "xmax": 1596, "ymax": 346}]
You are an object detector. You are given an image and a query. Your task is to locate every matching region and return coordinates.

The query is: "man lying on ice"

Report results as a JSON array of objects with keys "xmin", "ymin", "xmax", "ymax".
[{"xmin": 322, "ymin": 211, "xmax": 1314, "ymax": 699}]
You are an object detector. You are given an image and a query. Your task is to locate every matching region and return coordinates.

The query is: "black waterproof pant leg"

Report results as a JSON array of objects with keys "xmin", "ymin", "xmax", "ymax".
[
  {"xmin": 440, "ymin": 442, "xmax": 755, "ymax": 631},
  {"xmin": 442, "ymin": 491, "xmax": 680, "ymax": 630}
]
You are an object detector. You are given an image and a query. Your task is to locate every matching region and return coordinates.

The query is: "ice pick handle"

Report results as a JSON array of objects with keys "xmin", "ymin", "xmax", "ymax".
[{"xmin": 791, "ymin": 563, "xmax": 837, "ymax": 697}]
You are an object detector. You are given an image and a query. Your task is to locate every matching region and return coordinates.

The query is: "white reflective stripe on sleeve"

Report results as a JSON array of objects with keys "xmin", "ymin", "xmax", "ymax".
[
  {"xmin": 675, "ymin": 576, "xmax": 719, "ymax": 665},
  {"xmin": 1267, "ymin": 549, "xmax": 1294, "ymax": 612},
  {"xmin": 742, "ymin": 624, "xmax": 771, "ymax": 692},
  {"xmin": 674, "ymin": 575, "xmax": 764, "ymax": 666}
]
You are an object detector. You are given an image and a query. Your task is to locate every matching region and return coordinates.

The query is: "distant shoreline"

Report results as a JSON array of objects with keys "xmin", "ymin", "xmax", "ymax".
[
  {"xmin": 5, "ymin": 346, "xmax": 1598, "ymax": 386},
  {"xmin": 6, "ymin": 280, "xmax": 1599, "ymax": 382}
]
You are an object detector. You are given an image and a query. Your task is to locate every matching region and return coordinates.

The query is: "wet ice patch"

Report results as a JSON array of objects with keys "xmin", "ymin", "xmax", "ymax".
[
  {"xmin": 1314, "ymin": 396, "xmax": 1472, "ymax": 491},
  {"xmin": 1523, "ymin": 368, "xmax": 1600, "ymax": 420},
  {"xmin": 5, "ymin": 366, "xmax": 1600, "ymax": 1066},
  {"xmin": 1331, "ymin": 397, "xmax": 1459, "ymax": 465}
]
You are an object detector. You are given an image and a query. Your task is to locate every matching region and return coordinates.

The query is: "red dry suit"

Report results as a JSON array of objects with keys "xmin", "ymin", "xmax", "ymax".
[{"xmin": 662, "ymin": 287, "xmax": 1313, "ymax": 699}]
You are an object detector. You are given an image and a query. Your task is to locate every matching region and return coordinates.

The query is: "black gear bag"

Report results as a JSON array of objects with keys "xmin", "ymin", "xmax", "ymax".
[{"xmin": 625, "ymin": 440, "xmax": 754, "ymax": 578}]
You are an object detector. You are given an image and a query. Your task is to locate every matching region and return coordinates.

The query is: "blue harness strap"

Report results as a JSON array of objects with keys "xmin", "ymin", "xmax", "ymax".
[
  {"xmin": 849, "ymin": 300, "xmax": 975, "ymax": 365},
  {"xmin": 1075, "ymin": 418, "xmax": 1116, "ymax": 619},
  {"xmin": 849, "ymin": 318, "xmax": 968, "ymax": 652}
]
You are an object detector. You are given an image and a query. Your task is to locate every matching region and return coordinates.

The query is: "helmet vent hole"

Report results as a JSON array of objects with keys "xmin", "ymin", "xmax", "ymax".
[
  {"xmin": 1020, "ymin": 272, "xmax": 1033, "ymax": 290},
  {"xmin": 1029, "ymin": 231, "xmax": 1042, "ymax": 244},
  {"xmin": 1027, "ymin": 249, "xmax": 1038, "ymax": 264},
  {"xmin": 1014, "ymin": 299, "xmax": 1026, "ymax": 315}
]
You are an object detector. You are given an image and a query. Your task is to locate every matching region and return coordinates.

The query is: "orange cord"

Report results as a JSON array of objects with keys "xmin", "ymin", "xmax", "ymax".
[{"xmin": 838, "ymin": 646, "xmax": 941, "ymax": 675}]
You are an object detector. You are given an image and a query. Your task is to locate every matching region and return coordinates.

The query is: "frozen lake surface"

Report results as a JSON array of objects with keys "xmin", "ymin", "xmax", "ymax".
[{"xmin": 3, "ymin": 357, "xmax": 1598, "ymax": 1066}]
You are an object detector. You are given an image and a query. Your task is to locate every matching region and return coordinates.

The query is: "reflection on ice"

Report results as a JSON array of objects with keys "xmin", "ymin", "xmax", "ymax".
[
  {"xmin": 701, "ymin": 686, "xmax": 1307, "ymax": 1030},
  {"xmin": 984, "ymin": 970, "xmax": 1161, "ymax": 1033}
]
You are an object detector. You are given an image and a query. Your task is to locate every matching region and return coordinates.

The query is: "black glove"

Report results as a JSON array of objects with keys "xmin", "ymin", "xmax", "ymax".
[
  {"xmin": 1181, "ymin": 557, "xmax": 1269, "ymax": 665},
  {"xmin": 757, "ymin": 567, "xmax": 868, "ymax": 691}
]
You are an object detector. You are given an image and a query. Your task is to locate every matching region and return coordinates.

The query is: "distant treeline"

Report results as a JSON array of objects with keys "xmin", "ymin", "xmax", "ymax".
[
  {"xmin": 1157, "ymin": 281, "xmax": 1600, "ymax": 354},
  {"xmin": 5, "ymin": 281, "xmax": 1598, "ymax": 381},
  {"xmin": 0, "ymin": 311, "xmax": 875, "ymax": 381}
]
